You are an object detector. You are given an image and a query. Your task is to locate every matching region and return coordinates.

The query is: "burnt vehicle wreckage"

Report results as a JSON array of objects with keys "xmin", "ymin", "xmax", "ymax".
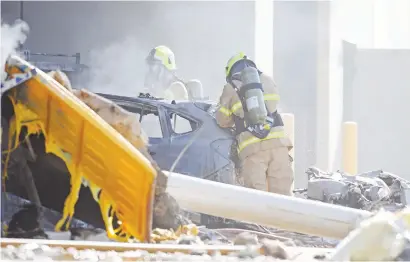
[
  {"xmin": 99, "ymin": 92, "xmax": 238, "ymax": 186},
  {"xmin": 4, "ymin": 52, "xmax": 410, "ymax": 258},
  {"xmin": 7, "ymin": 83, "xmax": 410, "ymax": 235},
  {"xmin": 1, "ymin": 50, "xmax": 240, "ymax": 233},
  {"xmin": 4, "ymin": 81, "xmax": 410, "ymax": 231},
  {"xmin": 1, "ymin": 86, "xmax": 241, "ymax": 230},
  {"xmin": 301, "ymin": 166, "xmax": 410, "ymax": 212}
]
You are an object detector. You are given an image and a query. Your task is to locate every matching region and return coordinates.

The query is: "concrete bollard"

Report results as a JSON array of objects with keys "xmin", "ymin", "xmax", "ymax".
[
  {"xmin": 282, "ymin": 113, "xmax": 295, "ymax": 170},
  {"xmin": 342, "ymin": 122, "xmax": 358, "ymax": 175}
]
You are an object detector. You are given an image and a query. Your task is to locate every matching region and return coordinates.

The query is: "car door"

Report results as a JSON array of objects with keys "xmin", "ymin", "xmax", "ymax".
[
  {"xmin": 162, "ymin": 108, "xmax": 205, "ymax": 177},
  {"xmin": 137, "ymin": 104, "xmax": 171, "ymax": 169},
  {"xmin": 116, "ymin": 100, "xmax": 171, "ymax": 169}
]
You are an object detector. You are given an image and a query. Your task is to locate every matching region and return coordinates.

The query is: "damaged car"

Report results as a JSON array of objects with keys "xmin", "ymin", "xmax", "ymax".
[
  {"xmin": 99, "ymin": 92, "xmax": 238, "ymax": 185},
  {"xmin": 2, "ymin": 87, "xmax": 239, "ymax": 229}
]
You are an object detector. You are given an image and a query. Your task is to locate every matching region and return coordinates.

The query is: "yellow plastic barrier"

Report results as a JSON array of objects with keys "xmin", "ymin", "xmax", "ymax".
[{"xmin": 4, "ymin": 56, "xmax": 156, "ymax": 242}]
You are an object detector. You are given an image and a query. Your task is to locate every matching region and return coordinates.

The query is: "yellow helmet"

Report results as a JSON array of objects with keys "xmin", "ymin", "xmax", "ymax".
[
  {"xmin": 146, "ymin": 45, "xmax": 177, "ymax": 71},
  {"xmin": 225, "ymin": 52, "xmax": 257, "ymax": 79}
]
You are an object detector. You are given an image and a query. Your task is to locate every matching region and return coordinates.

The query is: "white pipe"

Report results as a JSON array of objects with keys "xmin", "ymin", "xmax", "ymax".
[{"xmin": 164, "ymin": 171, "xmax": 372, "ymax": 240}]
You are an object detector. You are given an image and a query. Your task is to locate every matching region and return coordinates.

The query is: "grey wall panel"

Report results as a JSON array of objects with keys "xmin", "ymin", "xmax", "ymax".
[
  {"xmin": 274, "ymin": 1, "xmax": 318, "ymax": 186},
  {"xmin": 351, "ymin": 49, "xmax": 410, "ymax": 179}
]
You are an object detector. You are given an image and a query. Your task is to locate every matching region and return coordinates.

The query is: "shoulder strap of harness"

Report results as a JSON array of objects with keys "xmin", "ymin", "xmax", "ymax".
[{"xmin": 228, "ymin": 76, "xmax": 284, "ymax": 139}]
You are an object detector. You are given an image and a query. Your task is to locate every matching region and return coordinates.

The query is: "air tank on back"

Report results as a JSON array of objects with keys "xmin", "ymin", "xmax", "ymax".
[
  {"xmin": 185, "ymin": 79, "xmax": 204, "ymax": 101},
  {"xmin": 240, "ymin": 66, "xmax": 267, "ymax": 125}
]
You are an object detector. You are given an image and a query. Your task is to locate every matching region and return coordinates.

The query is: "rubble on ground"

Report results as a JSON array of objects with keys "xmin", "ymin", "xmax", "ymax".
[
  {"xmin": 0, "ymin": 242, "xmax": 326, "ymax": 261},
  {"xmin": 1, "ymin": 193, "xmax": 91, "ymax": 236},
  {"xmin": 330, "ymin": 208, "xmax": 410, "ymax": 261},
  {"xmin": 303, "ymin": 167, "xmax": 410, "ymax": 212},
  {"xmin": 1, "ymin": 192, "xmax": 336, "ymax": 249},
  {"xmin": 5, "ymin": 167, "xmax": 410, "ymax": 261},
  {"xmin": 1, "ymin": 196, "xmax": 331, "ymax": 261}
]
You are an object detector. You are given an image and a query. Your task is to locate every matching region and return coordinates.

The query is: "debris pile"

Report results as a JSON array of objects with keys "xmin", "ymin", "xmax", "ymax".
[
  {"xmin": 1, "ymin": 231, "xmax": 326, "ymax": 261},
  {"xmin": 1, "ymin": 193, "xmax": 92, "ymax": 237},
  {"xmin": 2, "ymin": 196, "xmax": 329, "ymax": 261},
  {"xmin": 0, "ymin": 242, "xmax": 299, "ymax": 262},
  {"xmin": 330, "ymin": 208, "xmax": 410, "ymax": 261},
  {"xmin": 304, "ymin": 167, "xmax": 410, "ymax": 212}
]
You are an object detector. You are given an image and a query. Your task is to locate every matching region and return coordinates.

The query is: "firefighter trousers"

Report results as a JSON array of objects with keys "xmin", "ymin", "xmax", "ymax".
[{"xmin": 239, "ymin": 147, "xmax": 294, "ymax": 196}]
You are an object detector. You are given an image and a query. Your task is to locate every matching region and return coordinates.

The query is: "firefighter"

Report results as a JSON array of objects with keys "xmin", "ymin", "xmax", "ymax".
[
  {"xmin": 215, "ymin": 52, "xmax": 294, "ymax": 196},
  {"xmin": 144, "ymin": 45, "xmax": 188, "ymax": 100},
  {"xmin": 144, "ymin": 45, "xmax": 204, "ymax": 101}
]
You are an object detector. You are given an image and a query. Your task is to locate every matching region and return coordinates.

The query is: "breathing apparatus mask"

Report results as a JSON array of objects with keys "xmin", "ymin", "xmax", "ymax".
[{"xmin": 144, "ymin": 60, "xmax": 176, "ymax": 95}]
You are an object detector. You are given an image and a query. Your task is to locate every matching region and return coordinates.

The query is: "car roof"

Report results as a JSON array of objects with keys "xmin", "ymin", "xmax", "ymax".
[
  {"xmin": 93, "ymin": 92, "xmax": 217, "ymax": 114},
  {"xmin": 95, "ymin": 92, "xmax": 214, "ymax": 106}
]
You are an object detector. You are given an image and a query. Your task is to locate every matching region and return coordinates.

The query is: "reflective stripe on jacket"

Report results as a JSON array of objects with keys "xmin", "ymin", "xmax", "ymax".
[{"xmin": 215, "ymin": 73, "xmax": 293, "ymax": 160}]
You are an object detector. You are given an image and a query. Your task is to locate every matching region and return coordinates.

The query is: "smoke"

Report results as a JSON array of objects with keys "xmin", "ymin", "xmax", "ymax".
[
  {"xmin": 0, "ymin": 19, "xmax": 29, "ymax": 82},
  {"xmin": 81, "ymin": 1, "xmax": 255, "ymax": 100},
  {"xmin": 83, "ymin": 36, "xmax": 146, "ymax": 96}
]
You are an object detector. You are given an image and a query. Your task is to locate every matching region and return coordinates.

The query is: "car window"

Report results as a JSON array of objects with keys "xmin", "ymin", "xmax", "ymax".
[
  {"xmin": 140, "ymin": 112, "xmax": 163, "ymax": 138},
  {"xmin": 170, "ymin": 113, "xmax": 196, "ymax": 134},
  {"xmin": 117, "ymin": 102, "xmax": 163, "ymax": 138}
]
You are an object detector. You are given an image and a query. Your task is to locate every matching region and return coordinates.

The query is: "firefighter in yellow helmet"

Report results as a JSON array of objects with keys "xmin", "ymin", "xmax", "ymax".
[
  {"xmin": 215, "ymin": 52, "xmax": 294, "ymax": 196},
  {"xmin": 144, "ymin": 45, "xmax": 203, "ymax": 101}
]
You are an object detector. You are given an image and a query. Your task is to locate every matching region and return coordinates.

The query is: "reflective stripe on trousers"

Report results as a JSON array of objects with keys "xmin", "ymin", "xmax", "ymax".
[{"xmin": 237, "ymin": 130, "xmax": 285, "ymax": 153}]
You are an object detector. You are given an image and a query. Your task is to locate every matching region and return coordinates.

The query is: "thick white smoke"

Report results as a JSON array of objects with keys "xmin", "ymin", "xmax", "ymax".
[
  {"xmin": 84, "ymin": 36, "xmax": 146, "ymax": 96},
  {"xmin": 1, "ymin": 19, "xmax": 29, "ymax": 82}
]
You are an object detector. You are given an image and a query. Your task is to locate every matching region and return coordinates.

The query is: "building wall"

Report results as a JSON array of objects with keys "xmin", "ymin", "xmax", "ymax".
[
  {"xmin": 274, "ymin": 1, "xmax": 318, "ymax": 187},
  {"xmin": 334, "ymin": 0, "xmax": 410, "ymax": 179},
  {"xmin": 1, "ymin": 1, "xmax": 255, "ymax": 99},
  {"xmin": 372, "ymin": 0, "xmax": 410, "ymax": 49},
  {"xmin": 348, "ymin": 49, "xmax": 410, "ymax": 179},
  {"xmin": 315, "ymin": 0, "xmax": 410, "ymax": 175},
  {"xmin": 331, "ymin": 0, "xmax": 410, "ymax": 49}
]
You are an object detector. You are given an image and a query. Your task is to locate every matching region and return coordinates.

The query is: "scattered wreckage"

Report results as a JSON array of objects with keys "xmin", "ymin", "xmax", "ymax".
[
  {"xmin": 4, "ymin": 55, "xmax": 410, "ymax": 261},
  {"xmin": 303, "ymin": 166, "xmax": 410, "ymax": 212},
  {"xmin": 97, "ymin": 93, "xmax": 239, "ymax": 225},
  {"xmin": 0, "ymin": 55, "xmax": 238, "ymax": 242},
  {"xmin": 1, "ymin": 55, "xmax": 159, "ymax": 242},
  {"xmin": 2, "ymin": 67, "xmax": 238, "ymax": 232},
  {"xmin": 4, "ymin": 177, "xmax": 410, "ymax": 261}
]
